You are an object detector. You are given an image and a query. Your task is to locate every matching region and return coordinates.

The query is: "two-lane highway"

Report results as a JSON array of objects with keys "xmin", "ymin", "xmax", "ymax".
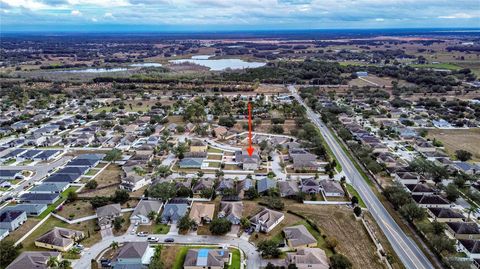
[{"xmin": 289, "ymin": 85, "xmax": 434, "ymax": 269}]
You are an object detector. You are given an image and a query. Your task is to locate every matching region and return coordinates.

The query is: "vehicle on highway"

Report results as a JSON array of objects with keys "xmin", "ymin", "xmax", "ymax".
[{"xmin": 164, "ymin": 238, "xmax": 174, "ymax": 243}]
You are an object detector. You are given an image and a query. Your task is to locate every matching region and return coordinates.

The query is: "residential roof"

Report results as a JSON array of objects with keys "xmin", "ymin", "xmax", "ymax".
[
  {"xmin": 319, "ymin": 180, "xmax": 344, "ymax": 195},
  {"xmin": 0, "ymin": 170, "xmax": 22, "ymax": 178},
  {"xmin": 66, "ymin": 158, "xmax": 98, "ymax": 167},
  {"xmin": 286, "ymin": 248, "xmax": 329, "ymax": 269},
  {"xmin": 0, "ymin": 210, "xmax": 25, "ymax": 223},
  {"xmin": 257, "ymin": 178, "xmax": 277, "ymax": 193},
  {"xmin": 218, "ymin": 201, "xmax": 243, "ymax": 224},
  {"xmin": 447, "ymin": 222, "xmax": 480, "ymax": 235},
  {"xmin": 0, "ymin": 204, "xmax": 47, "ymax": 216},
  {"xmin": 30, "ymin": 182, "xmax": 69, "ymax": 193},
  {"xmin": 35, "ymin": 227, "xmax": 83, "ymax": 248},
  {"xmin": 6, "ymin": 251, "xmax": 61, "ymax": 269},
  {"xmin": 429, "ymin": 208, "xmax": 464, "ymax": 219},
  {"xmin": 184, "ymin": 248, "xmax": 229, "ymax": 267},
  {"xmin": 278, "ymin": 180, "xmax": 299, "ymax": 197},
  {"xmin": 404, "ymin": 184, "xmax": 435, "ymax": 194},
  {"xmin": 412, "ymin": 194, "xmax": 450, "ymax": 205},
  {"xmin": 116, "ymin": 242, "xmax": 149, "ymax": 259},
  {"xmin": 283, "ymin": 225, "xmax": 317, "ymax": 247},
  {"xmin": 249, "ymin": 208, "xmax": 284, "ymax": 229},
  {"xmin": 57, "ymin": 166, "xmax": 89, "ymax": 175},
  {"xmin": 459, "ymin": 239, "xmax": 480, "ymax": 254},
  {"xmin": 161, "ymin": 203, "xmax": 189, "ymax": 222},
  {"xmin": 43, "ymin": 173, "xmax": 78, "ymax": 183},
  {"xmin": 20, "ymin": 193, "xmax": 59, "ymax": 202},
  {"xmin": 132, "ymin": 200, "xmax": 163, "ymax": 217},
  {"xmin": 189, "ymin": 203, "xmax": 215, "ymax": 224},
  {"xmin": 178, "ymin": 158, "xmax": 204, "ymax": 167},
  {"xmin": 96, "ymin": 203, "xmax": 122, "ymax": 218}
]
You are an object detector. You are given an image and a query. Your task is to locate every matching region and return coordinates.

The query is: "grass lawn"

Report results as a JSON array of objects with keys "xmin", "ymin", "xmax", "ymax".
[
  {"xmin": 20, "ymin": 217, "xmax": 101, "ymax": 252},
  {"xmin": 19, "ymin": 159, "xmax": 34, "ymax": 165},
  {"xmin": 37, "ymin": 186, "xmax": 80, "ymax": 219},
  {"xmin": 9, "ymin": 179, "xmax": 22, "ymax": 185},
  {"xmin": 346, "ymin": 184, "xmax": 366, "ymax": 208},
  {"xmin": 85, "ymin": 168, "xmax": 100, "ymax": 176},
  {"xmin": 226, "ymin": 248, "xmax": 241, "ymax": 269},
  {"xmin": 208, "ymin": 162, "xmax": 221, "ymax": 168},
  {"xmin": 207, "ymin": 147, "xmax": 223, "ymax": 153},
  {"xmin": 196, "ymin": 224, "xmax": 212, "ymax": 236},
  {"xmin": 296, "ymin": 220, "xmax": 334, "ymax": 257},
  {"xmin": 0, "ymin": 187, "xmax": 11, "ymax": 191},
  {"xmin": 426, "ymin": 128, "xmax": 480, "ymax": 161},
  {"xmin": 3, "ymin": 218, "xmax": 40, "ymax": 243},
  {"xmin": 207, "ymin": 154, "xmax": 223, "ymax": 160},
  {"xmin": 3, "ymin": 158, "xmax": 16, "ymax": 165},
  {"xmin": 137, "ymin": 223, "xmax": 170, "ymax": 234},
  {"xmin": 94, "ymin": 162, "xmax": 108, "ymax": 169},
  {"xmin": 113, "ymin": 212, "xmax": 132, "ymax": 236},
  {"xmin": 56, "ymin": 200, "xmax": 95, "ymax": 220}
]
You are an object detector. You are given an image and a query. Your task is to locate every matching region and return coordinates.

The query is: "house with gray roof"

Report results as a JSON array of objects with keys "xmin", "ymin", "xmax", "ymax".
[
  {"xmin": 113, "ymin": 242, "xmax": 151, "ymax": 267},
  {"xmin": 300, "ymin": 178, "xmax": 320, "ymax": 194},
  {"xmin": 96, "ymin": 203, "xmax": 122, "ymax": 229},
  {"xmin": 218, "ymin": 201, "xmax": 243, "ymax": 225},
  {"xmin": 35, "ymin": 227, "xmax": 84, "ymax": 252},
  {"xmin": 1, "ymin": 204, "xmax": 47, "ymax": 217},
  {"xmin": 19, "ymin": 193, "xmax": 60, "ymax": 205},
  {"xmin": 319, "ymin": 180, "xmax": 344, "ymax": 197},
  {"xmin": 30, "ymin": 182, "xmax": 69, "ymax": 194},
  {"xmin": 283, "ymin": 225, "xmax": 317, "ymax": 248},
  {"xmin": 43, "ymin": 173, "xmax": 78, "ymax": 183},
  {"xmin": 216, "ymin": 179, "xmax": 234, "ymax": 194},
  {"xmin": 250, "ymin": 208, "xmax": 284, "ymax": 233},
  {"xmin": 184, "ymin": 248, "xmax": 229, "ymax": 269},
  {"xmin": 130, "ymin": 200, "xmax": 163, "ymax": 225},
  {"xmin": 179, "ymin": 158, "xmax": 204, "ymax": 169},
  {"xmin": 279, "ymin": 180, "xmax": 299, "ymax": 197},
  {"xmin": 235, "ymin": 150, "xmax": 260, "ymax": 170},
  {"xmin": 0, "ymin": 210, "xmax": 27, "ymax": 231},
  {"xmin": 34, "ymin": 150, "xmax": 61, "ymax": 161},
  {"xmin": 285, "ymin": 248, "xmax": 329, "ymax": 269},
  {"xmin": 192, "ymin": 178, "xmax": 215, "ymax": 193},
  {"xmin": 257, "ymin": 178, "xmax": 276, "ymax": 194},
  {"xmin": 6, "ymin": 251, "xmax": 61, "ymax": 269},
  {"xmin": 0, "ymin": 170, "xmax": 23, "ymax": 180},
  {"xmin": 161, "ymin": 203, "xmax": 189, "ymax": 224}
]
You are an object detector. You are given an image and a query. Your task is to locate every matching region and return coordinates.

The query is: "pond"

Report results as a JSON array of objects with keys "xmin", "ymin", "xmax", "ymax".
[
  {"xmin": 54, "ymin": 67, "xmax": 129, "ymax": 73},
  {"xmin": 169, "ymin": 55, "xmax": 265, "ymax": 71},
  {"xmin": 130, "ymin": 63, "xmax": 163, "ymax": 67}
]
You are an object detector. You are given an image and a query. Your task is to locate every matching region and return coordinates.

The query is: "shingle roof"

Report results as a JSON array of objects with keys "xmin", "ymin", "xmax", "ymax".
[
  {"xmin": 459, "ymin": 239, "xmax": 480, "ymax": 254},
  {"xmin": 447, "ymin": 222, "xmax": 480, "ymax": 234},
  {"xmin": 96, "ymin": 203, "xmax": 121, "ymax": 218},
  {"xmin": 283, "ymin": 225, "xmax": 317, "ymax": 247},
  {"xmin": 412, "ymin": 194, "xmax": 450, "ymax": 205},
  {"xmin": 35, "ymin": 227, "xmax": 83, "ymax": 248},
  {"xmin": 429, "ymin": 208, "xmax": 464, "ymax": 219},
  {"xmin": 116, "ymin": 242, "xmax": 148, "ymax": 259},
  {"xmin": 132, "ymin": 200, "xmax": 163, "ymax": 217},
  {"xmin": 286, "ymin": 248, "xmax": 329, "ymax": 269},
  {"xmin": 6, "ymin": 251, "xmax": 60, "ymax": 269},
  {"xmin": 0, "ymin": 210, "xmax": 24, "ymax": 222}
]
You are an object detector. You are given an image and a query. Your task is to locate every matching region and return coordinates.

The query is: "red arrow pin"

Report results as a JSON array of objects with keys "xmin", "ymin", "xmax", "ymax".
[{"xmin": 247, "ymin": 102, "xmax": 254, "ymax": 157}]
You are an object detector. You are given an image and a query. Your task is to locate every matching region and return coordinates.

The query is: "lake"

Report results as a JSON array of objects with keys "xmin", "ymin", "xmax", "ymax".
[
  {"xmin": 130, "ymin": 63, "xmax": 163, "ymax": 67},
  {"xmin": 169, "ymin": 55, "xmax": 265, "ymax": 71},
  {"xmin": 55, "ymin": 67, "xmax": 129, "ymax": 73}
]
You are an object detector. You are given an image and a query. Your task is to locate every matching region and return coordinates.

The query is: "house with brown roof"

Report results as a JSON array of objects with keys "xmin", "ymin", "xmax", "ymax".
[
  {"xmin": 218, "ymin": 201, "xmax": 243, "ymax": 225},
  {"xmin": 250, "ymin": 208, "xmax": 284, "ymax": 233},
  {"xmin": 446, "ymin": 222, "xmax": 480, "ymax": 240},
  {"xmin": 285, "ymin": 248, "xmax": 329, "ymax": 269},
  {"xmin": 189, "ymin": 203, "xmax": 215, "ymax": 226},
  {"xmin": 6, "ymin": 251, "xmax": 61, "ymax": 269},
  {"xmin": 192, "ymin": 178, "xmax": 215, "ymax": 194},
  {"xmin": 283, "ymin": 225, "xmax": 317, "ymax": 248},
  {"xmin": 35, "ymin": 227, "xmax": 84, "ymax": 252},
  {"xmin": 184, "ymin": 248, "xmax": 229, "ymax": 269}
]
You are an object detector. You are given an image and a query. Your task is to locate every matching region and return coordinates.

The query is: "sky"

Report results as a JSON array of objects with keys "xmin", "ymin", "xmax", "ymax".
[{"xmin": 0, "ymin": 0, "xmax": 479, "ymax": 32}]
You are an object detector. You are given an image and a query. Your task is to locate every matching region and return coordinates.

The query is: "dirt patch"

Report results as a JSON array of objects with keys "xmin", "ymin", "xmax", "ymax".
[
  {"xmin": 57, "ymin": 200, "xmax": 95, "ymax": 220},
  {"xmin": 161, "ymin": 245, "xmax": 182, "ymax": 268},
  {"xmin": 427, "ymin": 128, "xmax": 480, "ymax": 161}
]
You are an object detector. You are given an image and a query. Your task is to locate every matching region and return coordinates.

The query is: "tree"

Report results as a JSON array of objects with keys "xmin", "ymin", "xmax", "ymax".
[
  {"xmin": 351, "ymin": 196, "xmax": 359, "ymax": 206},
  {"xmin": 155, "ymin": 165, "xmax": 172, "ymax": 177},
  {"xmin": 113, "ymin": 217, "xmax": 125, "ymax": 231},
  {"xmin": 176, "ymin": 186, "xmax": 193, "ymax": 197},
  {"xmin": 110, "ymin": 241, "xmax": 119, "ymax": 250},
  {"xmin": 353, "ymin": 206, "xmax": 362, "ymax": 217},
  {"xmin": 270, "ymin": 124, "xmax": 284, "ymax": 134},
  {"xmin": 90, "ymin": 196, "xmax": 111, "ymax": 208},
  {"xmin": 111, "ymin": 189, "xmax": 130, "ymax": 204},
  {"xmin": 58, "ymin": 260, "xmax": 72, "ymax": 269},
  {"xmin": 400, "ymin": 202, "xmax": 425, "ymax": 222},
  {"xmin": 104, "ymin": 149, "xmax": 122, "ymax": 162},
  {"xmin": 240, "ymin": 217, "xmax": 251, "ymax": 229},
  {"xmin": 66, "ymin": 191, "xmax": 78, "ymax": 203},
  {"xmin": 85, "ymin": 180, "xmax": 98, "ymax": 189},
  {"xmin": 257, "ymin": 239, "xmax": 281, "ymax": 258},
  {"xmin": 445, "ymin": 183, "xmax": 460, "ymax": 202},
  {"xmin": 200, "ymin": 188, "xmax": 215, "ymax": 199},
  {"xmin": 383, "ymin": 183, "xmax": 411, "ymax": 209},
  {"xmin": 0, "ymin": 240, "xmax": 20, "ymax": 267},
  {"xmin": 325, "ymin": 236, "xmax": 338, "ymax": 250},
  {"xmin": 177, "ymin": 215, "xmax": 194, "ymax": 232},
  {"xmin": 244, "ymin": 187, "xmax": 259, "ymax": 200},
  {"xmin": 148, "ymin": 211, "xmax": 157, "ymax": 221},
  {"xmin": 330, "ymin": 254, "xmax": 352, "ymax": 269},
  {"xmin": 466, "ymin": 205, "xmax": 478, "ymax": 221},
  {"xmin": 288, "ymin": 264, "xmax": 299, "ymax": 269},
  {"xmin": 46, "ymin": 256, "xmax": 59, "ymax": 268},
  {"xmin": 456, "ymin": 150, "xmax": 472, "ymax": 162},
  {"xmin": 149, "ymin": 182, "xmax": 177, "ymax": 201},
  {"xmin": 209, "ymin": 218, "xmax": 232, "ymax": 235},
  {"xmin": 429, "ymin": 234, "xmax": 455, "ymax": 254},
  {"xmin": 149, "ymin": 245, "xmax": 164, "ymax": 269},
  {"xmin": 263, "ymin": 196, "xmax": 284, "ymax": 210},
  {"xmin": 431, "ymin": 221, "xmax": 446, "ymax": 235}
]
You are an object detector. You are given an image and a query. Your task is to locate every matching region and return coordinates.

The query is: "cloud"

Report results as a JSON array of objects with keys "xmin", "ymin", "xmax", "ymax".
[
  {"xmin": 104, "ymin": 12, "xmax": 114, "ymax": 18},
  {"xmin": 71, "ymin": 9, "xmax": 81, "ymax": 16},
  {"xmin": 91, "ymin": 17, "xmax": 97, "ymax": 21},
  {"xmin": 438, "ymin": 12, "xmax": 477, "ymax": 19}
]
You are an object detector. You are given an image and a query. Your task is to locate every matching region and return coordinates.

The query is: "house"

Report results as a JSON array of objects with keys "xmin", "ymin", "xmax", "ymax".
[
  {"xmin": 404, "ymin": 184, "xmax": 436, "ymax": 195},
  {"xmin": 192, "ymin": 178, "xmax": 215, "ymax": 193},
  {"xmin": 120, "ymin": 173, "xmax": 151, "ymax": 192},
  {"xmin": 183, "ymin": 248, "xmax": 229, "ymax": 269},
  {"xmin": 428, "ymin": 208, "xmax": 465, "ymax": 223},
  {"xmin": 0, "ymin": 169, "xmax": 24, "ymax": 180},
  {"xmin": 319, "ymin": 180, "xmax": 344, "ymax": 197},
  {"xmin": 43, "ymin": 174, "xmax": 78, "ymax": 183},
  {"xmin": 24, "ymin": 134, "xmax": 47, "ymax": 147},
  {"xmin": 216, "ymin": 179, "xmax": 234, "ymax": 194},
  {"xmin": 414, "ymin": 139, "xmax": 436, "ymax": 153},
  {"xmin": 96, "ymin": 203, "xmax": 122, "ymax": 229},
  {"xmin": 235, "ymin": 150, "xmax": 260, "ymax": 170},
  {"xmin": 446, "ymin": 222, "xmax": 480, "ymax": 240},
  {"xmin": 0, "ymin": 149, "xmax": 27, "ymax": 162},
  {"xmin": 30, "ymin": 182, "xmax": 69, "ymax": 194},
  {"xmin": 218, "ymin": 201, "xmax": 243, "ymax": 225},
  {"xmin": 376, "ymin": 153, "xmax": 397, "ymax": 167},
  {"xmin": 257, "ymin": 178, "xmax": 277, "ymax": 194},
  {"xmin": 412, "ymin": 194, "xmax": 450, "ymax": 208},
  {"xmin": 290, "ymin": 149, "xmax": 320, "ymax": 171},
  {"xmin": 179, "ymin": 158, "xmax": 205, "ymax": 169},
  {"xmin": 34, "ymin": 150, "xmax": 61, "ymax": 161},
  {"xmin": 56, "ymin": 166, "xmax": 89, "ymax": 176},
  {"xmin": 190, "ymin": 140, "xmax": 208, "ymax": 153},
  {"xmin": 250, "ymin": 208, "xmax": 285, "ymax": 233},
  {"xmin": 130, "ymin": 199, "xmax": 163, "ymax": 225},
  {"xmin": 0, "ymin": 204, "xmax": 47, "ymax": 217},
  {"xmin": 66, "ymin": 158, "xmax": 99, "ymax": 168},
  {"xmin": 189, "ymin": 203, "xmax": 215, "ymax": 226},
  {"xmin": 0, "ymin": 210, "xmax": 27, "ymax": 231},
  {"xmin": 285, "ymin": 248, "xmax": 329, "ymax": 269},
  {"xmin": 34, "ymin": 227, "xmax": 84, "ymax": 252},
  {"xmin": 283, "ymin": 225, "xmax": 317, "ymax": 248},
  {"xmin": 394, "ymin": 172, "xmax": 421, "ymax": 185},
  {"xmin": 236, "ymin": 178, "xmax": 253, "ymax": 198},
  {"xmin": 161, "ymin": 203, "xmax": 189, "ymax": 224},
  {"xmin": 453, "ymin": 162, "xmax": 480, "ymax": 175},
  {"xmin": 0, "ymin": 228, "xmax": 9, "ymax": 241},
  {"xmin": 113, "ymin": 242, "xmax": 152, "ymax": 267},
  {"xmin": 457, "ymin": 239, "xmax": 480, "ymax": 259},
  {"xmin": 300, "ymin": 178, "xmax": 320, "ymax": 194},
  {"xmin": 18, "ymin": 149, "xmax": 43, "ymax": 161},
  {"xmin": 278, "ymin": 180, "xmax": 299, "ymax": 197},
  {"xmin": 6, "ymin": 251, "xmax": 61, "ymax": 269},
  {"xmin": 19, "ymin": 193, "xmax": 60, "ymax": 205}
]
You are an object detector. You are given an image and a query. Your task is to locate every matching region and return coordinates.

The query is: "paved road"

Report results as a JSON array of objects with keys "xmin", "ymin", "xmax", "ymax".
[
  {"xmin": 289, "ymin": 85, "xmax": 433, "ymax": 269},
  {"xmin": 74, "ymin": 233, "xmax": 260, "ymax": 269}
]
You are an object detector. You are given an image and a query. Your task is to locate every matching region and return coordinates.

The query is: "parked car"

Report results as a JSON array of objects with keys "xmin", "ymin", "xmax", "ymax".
[
  {"xmin": 147, "ymin": 236, "xmax": 158, "ymax": 242},
  {"xmin": 137, "ymin": 231, "xmax": 148, "ymax": 237},
  {"xmin": 164, "ymin": 238, "xmax": 175, "ymax": 243},
  {"xmin": 100, "ymin": 259, "xmax": 112, "ymax": 267}
]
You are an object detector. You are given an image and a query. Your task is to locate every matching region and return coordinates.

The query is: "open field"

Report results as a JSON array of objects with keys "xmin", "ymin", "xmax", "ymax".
[
  {"xmin": 3, "ymin": 218, "xmax": 40, "ymax": 243},
  {"xmin": 57, "ymin": 200, "xmax": 95, "ymax": 220},
  {"xmin": 286, "ymin": 204, "xmax": 385, "ymax": 269},
  {"xmin": 426, "ymin": 128, "xmax": 480, "ymax": 161}
]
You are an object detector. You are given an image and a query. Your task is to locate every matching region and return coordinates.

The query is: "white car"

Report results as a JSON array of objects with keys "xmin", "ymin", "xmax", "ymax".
[
  {"xmin": 137, "ymin": 231, "xmax": 148, "ymax": 237},
  {"xmin": 147, "ymin": 236, "xmax": 158, "ymax": 242}
]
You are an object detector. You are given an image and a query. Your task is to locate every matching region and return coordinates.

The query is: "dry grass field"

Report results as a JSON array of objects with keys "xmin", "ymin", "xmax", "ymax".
[
  {"xmin": 427, "ymin": 128, "xmax": 480, "ymax": 161},
  {"xmin": 57, "ymin": 200, "xmax": 95, "ymax": 220},
  {"xmin": 287, "ymin": 204, "xmax": 386, "ymax": 269}
]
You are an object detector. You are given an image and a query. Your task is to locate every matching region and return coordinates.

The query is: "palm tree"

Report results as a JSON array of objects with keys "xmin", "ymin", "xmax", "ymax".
[
  {"xmin": 110, "ymin": 241, "xmax": 119, "ymax": 251},
  {"xmin": 57, "ymin": 260, "xmax": 72, "ymax": 269},
  {"xmin": 47, "ymin": 256, "xmax": 59, "ymax": 268},
  {"xmin": 466, "ymin": 205, "xmax": 478, "ymax": 221},
  {"xmin": 148, "ymin": 211, "xmax": 157, "ymax": 220}
]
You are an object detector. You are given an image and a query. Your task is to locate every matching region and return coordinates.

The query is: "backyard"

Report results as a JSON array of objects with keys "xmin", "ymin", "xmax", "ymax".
[{"xmin": 426, "ymin": 128, "xmax": 480, "ymax": 161}]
